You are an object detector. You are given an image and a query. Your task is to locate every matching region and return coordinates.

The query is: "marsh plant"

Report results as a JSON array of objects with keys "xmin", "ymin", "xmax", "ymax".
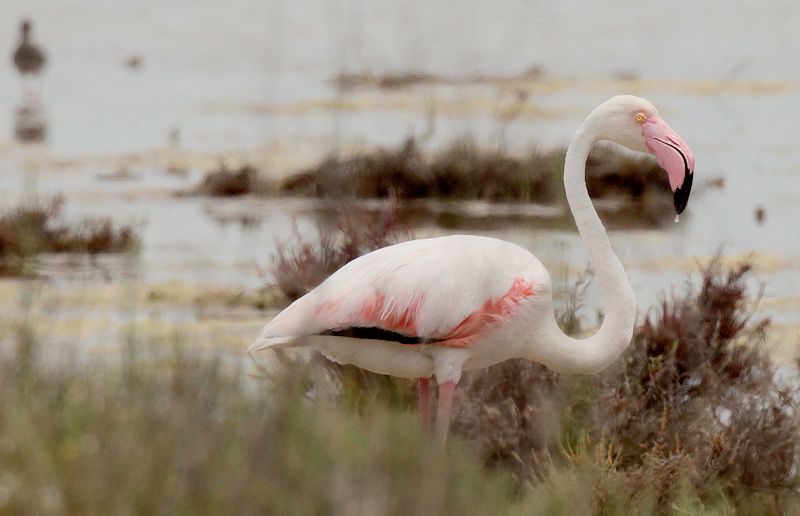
[
  {"xmin": 453, "ymin": 260, "xmax": 800, "ymax": 513},
  {"xmin": 0, "ymin": 325, "xmax": 518, "ymax": 516},
  {"xmin": 191, "ymin": 137, "xmax": 678, "ymax": 228},
  {"xmin": 4, "ymin": 201, "xmax": 796, "ymax": 514},
  {"xmin": 193, "ymin": 163, "xmax": 273, "ymax": 197},
  {"xmin": 0, "ymin": 195, "xmax": 140, "ymax": 277},
  {"xmin": 265, "ymin": 200, "xmax": 411, "ymax": 302},
  {"xmin": 3, "ymin": 256, "xmax": 797, "ymax": 515},
  {"xmin": 280, "ymin": 137, "xmax": 674, "ymax": 227}
]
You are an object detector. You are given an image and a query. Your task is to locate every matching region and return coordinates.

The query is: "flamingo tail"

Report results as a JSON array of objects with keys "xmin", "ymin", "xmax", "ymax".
[{"xmin": 247, "ymin": 334, "xmax": 307, "ymax": 353}]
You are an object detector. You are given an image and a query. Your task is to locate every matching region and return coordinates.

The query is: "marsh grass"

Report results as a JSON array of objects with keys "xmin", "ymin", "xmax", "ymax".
[
  {"xmin": 0, "ymin": 322, "xmax": 521, "ymax": 516},
  {"xmin": 265, "ymin": 200, "xmax": 411, "ymax": 302},
  {"xmin": 192, "ymin": 163, "xmax": 273, "ymax": 197},
  {"xmin": 3, "ymin": 253, "xmax": 798, "ymax": 514},
  {"xmin": 592, "ymin": 261, "xmax": 799, "ymax": 503},
  {"xmin": 331, "ymin": 68, "xmax": 545, "ymax": 91},
  {"xmin": 333, "ymin": 71, "xmax": 445, "ymax": 91},
  {"xmin": 0, "ymin": 195, "xmax": 140, "ymax": 277},
  {"xmin": 190, "ymin": 138, "xmax": 675, "ymax": 228},
  {"xmin": 280, "ymin": 137, "xmax": 672, "ymax": 227}
]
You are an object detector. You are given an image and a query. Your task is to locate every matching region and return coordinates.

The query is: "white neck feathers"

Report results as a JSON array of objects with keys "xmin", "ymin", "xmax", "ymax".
[{"xmin": 535, "ymin": 114, "xmax": 637, "ymax": 374}]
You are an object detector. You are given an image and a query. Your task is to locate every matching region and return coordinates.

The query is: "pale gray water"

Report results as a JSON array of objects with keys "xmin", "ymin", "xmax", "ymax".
[{"xmin": 1, "ymin": 0, "xmax": 799, "ymax": 338}]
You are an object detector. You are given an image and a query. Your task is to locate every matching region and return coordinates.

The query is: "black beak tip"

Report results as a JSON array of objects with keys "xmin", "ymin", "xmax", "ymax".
[{"xmin": 673, "ymin": 169, "xmax": 693, "ymax": 215}]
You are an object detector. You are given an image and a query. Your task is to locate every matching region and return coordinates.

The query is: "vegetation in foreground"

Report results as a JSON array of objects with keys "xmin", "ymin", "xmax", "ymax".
[
  {"xmin": 0, "ymin": 329, "xmax": 516, "ymax": 516},
  {"xmin": 0, "ymin": 195, "xmax": 140, "ymax": 277},
  {"xmin": 2, "ymin": 256, "xmax": 797, "ymax": 515},
  {"xmin": 3, "ymin": 203, "xmax": 796, "ymax": 515},
  {"xmin": 454, "ymin": 260, "xmax": 799, "ymax": 514}
]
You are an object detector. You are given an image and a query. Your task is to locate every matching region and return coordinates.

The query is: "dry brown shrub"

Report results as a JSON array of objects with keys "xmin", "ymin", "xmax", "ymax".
[
  {"xmin": 0, "ymin": 195, "xmax": 139, "ymax": 276},
  {"xmin": 594, "ymin": 260, "xmax": 798, "ymax": 495},
  {"xmin": 265, "ymin": 200, "xmax": 411, "ymax": 302},
  {"xmin": 451, "ymin": 359, "xmax": 559, "ymax": 482},
  {"xmin": 280, "ymin": 138, "xmax": 675, "ymax": 229},
  {"xmin": 195, "ymin": 163, "xmax": 273, "ymax": 196},
  {"xmin": 281, "ymin": 137, "xmax": 669, "ymax": 214},
  {"xmin": 450, "ymin": 258, "xmax": 799, "ymax": 510}
]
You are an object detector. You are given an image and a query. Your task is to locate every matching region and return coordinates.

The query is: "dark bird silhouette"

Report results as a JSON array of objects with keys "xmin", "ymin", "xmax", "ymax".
[
  {"xmin": 13, "ymin": 19, "xmax": 47, "ymax": 103},
  {"xmin": 14, "ymin": 19, "xmax": 46, "ymax": 74}
]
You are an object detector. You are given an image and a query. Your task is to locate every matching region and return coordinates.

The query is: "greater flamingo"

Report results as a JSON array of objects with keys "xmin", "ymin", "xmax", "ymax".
[
  {"xmin": 249, "ymin": 95, "xmax": 695, "ymax": 442},
  {"xmin": 13, "ymin": 19, "xmax": 47, "ymax": 104}
]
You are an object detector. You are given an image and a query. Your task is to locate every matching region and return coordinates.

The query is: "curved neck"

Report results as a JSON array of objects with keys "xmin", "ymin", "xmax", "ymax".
[{"xmin": 544, "ymin": 118, "xmax": 636, "ymax": 373}]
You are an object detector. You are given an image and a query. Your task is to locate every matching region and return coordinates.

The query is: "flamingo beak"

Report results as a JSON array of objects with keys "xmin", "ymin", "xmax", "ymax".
[{"xmin": 642, "ymin": 118, "xmax": 696, "ymax": 214}]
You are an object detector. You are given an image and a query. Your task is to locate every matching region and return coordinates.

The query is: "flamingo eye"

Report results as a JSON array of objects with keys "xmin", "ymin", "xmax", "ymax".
[{"xmin": 635, "ymin": 113, "xmax": 646, "ymax": 123}]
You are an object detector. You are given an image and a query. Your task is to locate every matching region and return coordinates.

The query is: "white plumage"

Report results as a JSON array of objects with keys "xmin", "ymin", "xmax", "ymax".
[{"xmin": 254, "ymin": 235, "xmax": 547, "ymax": 345}]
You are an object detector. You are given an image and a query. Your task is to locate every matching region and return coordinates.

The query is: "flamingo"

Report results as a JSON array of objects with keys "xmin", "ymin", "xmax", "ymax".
[
  {"xmin": 13, "ymin": 19, "xmax": 47, "ymax": 104},
  {"xmin": 249, "ymin": 95, "xmax": 695, "ymax": 442}
]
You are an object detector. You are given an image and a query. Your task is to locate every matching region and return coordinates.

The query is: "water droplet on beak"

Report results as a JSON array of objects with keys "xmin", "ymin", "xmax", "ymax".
[{"xmin": 674, "ymin": 215, "xmax": 680, "ymax": 223}]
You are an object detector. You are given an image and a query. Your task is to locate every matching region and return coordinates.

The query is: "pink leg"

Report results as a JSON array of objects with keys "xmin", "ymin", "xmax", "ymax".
[
  {"xmin": 435, "ymin": 381, "xmax": 456, "ymax": 443},
  {"xmin": 418, "ymin": 377, "xmax": 431, "ymax": 430}
]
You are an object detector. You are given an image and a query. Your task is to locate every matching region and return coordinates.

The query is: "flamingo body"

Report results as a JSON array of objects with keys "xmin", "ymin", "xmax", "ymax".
[{"xmin": 252, "ymin": 235, "xmax": 555, "ymax": 383}]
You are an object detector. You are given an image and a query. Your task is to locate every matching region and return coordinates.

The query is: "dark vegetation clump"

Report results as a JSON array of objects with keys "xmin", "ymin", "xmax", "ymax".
[
  {"xmin": 280, "ymin": 137, "xmax": 672, "ymax": 226},
  {"xmin": 584, "ymin": 145, "xmax": 673, "ymax": 227},
  {"xmin": 0, "ymin": 195, "xmax": 140, "ymax": 276},
  {"xmin": 592, "ymin": 260, "xmax": 798, "ymax": 501},
  {"xmin": 281, "ymin": 137, "xmax": 559, "ymax": 201},
  {"xmin": 451, "ymin": 359, "xmax": 560, "ymax": 480},
  {"xmin": 194, "ymin": 163, "xmax": 273, "ymax": 196},
  {"xmin": 189, "ymin": 139, "xmax": 674, "ymax": 227},
  {"xmin": 265, "ymin": 201, "xmax": 411, "ymax": 302}
]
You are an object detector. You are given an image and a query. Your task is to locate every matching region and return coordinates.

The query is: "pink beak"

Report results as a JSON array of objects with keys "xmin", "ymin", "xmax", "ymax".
[{"xmin": 642, "ymin": 117, "xmax": 695, "ymax": 214}]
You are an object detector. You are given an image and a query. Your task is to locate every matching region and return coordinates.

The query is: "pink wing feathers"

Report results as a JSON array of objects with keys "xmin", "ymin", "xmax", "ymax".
[{"xmin": 251, "ymin": 235, "xmax": 542, "ymax": 351}]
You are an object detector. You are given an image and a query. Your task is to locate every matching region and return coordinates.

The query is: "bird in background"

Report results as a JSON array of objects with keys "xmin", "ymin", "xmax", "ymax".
[
  {"xmin": 249, "ymin": 95, "xmax": 696, "ymax": 443},
  {"xmin": 13, "ymin": 19, "xmax": 47, "ymax": 104}
]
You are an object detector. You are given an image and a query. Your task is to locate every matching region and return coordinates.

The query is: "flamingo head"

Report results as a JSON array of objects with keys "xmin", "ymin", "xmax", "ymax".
[{"xmin": 591, "ymin": 95, "xmax": 696, "ymax": 214}]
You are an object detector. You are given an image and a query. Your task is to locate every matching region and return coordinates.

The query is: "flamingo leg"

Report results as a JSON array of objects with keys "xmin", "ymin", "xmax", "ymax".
[
  {"xmin": 435, "ymin": 381, "xmax": 456, "ymax": 443},
  {"xmin": 418, "ymin": 377, "xmax": 431, "ymax": 430}
]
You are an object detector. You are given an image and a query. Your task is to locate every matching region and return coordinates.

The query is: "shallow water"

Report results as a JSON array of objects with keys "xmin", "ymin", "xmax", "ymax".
[{"xmin": 1, "ymin": 0, "xmax": 799, "ymax": 350}]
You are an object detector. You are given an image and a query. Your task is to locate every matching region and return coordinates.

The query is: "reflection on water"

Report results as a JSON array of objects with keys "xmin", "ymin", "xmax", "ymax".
[{"xmin": 14, "ymin": 104, "xmax": 47, "ymax": 142}]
